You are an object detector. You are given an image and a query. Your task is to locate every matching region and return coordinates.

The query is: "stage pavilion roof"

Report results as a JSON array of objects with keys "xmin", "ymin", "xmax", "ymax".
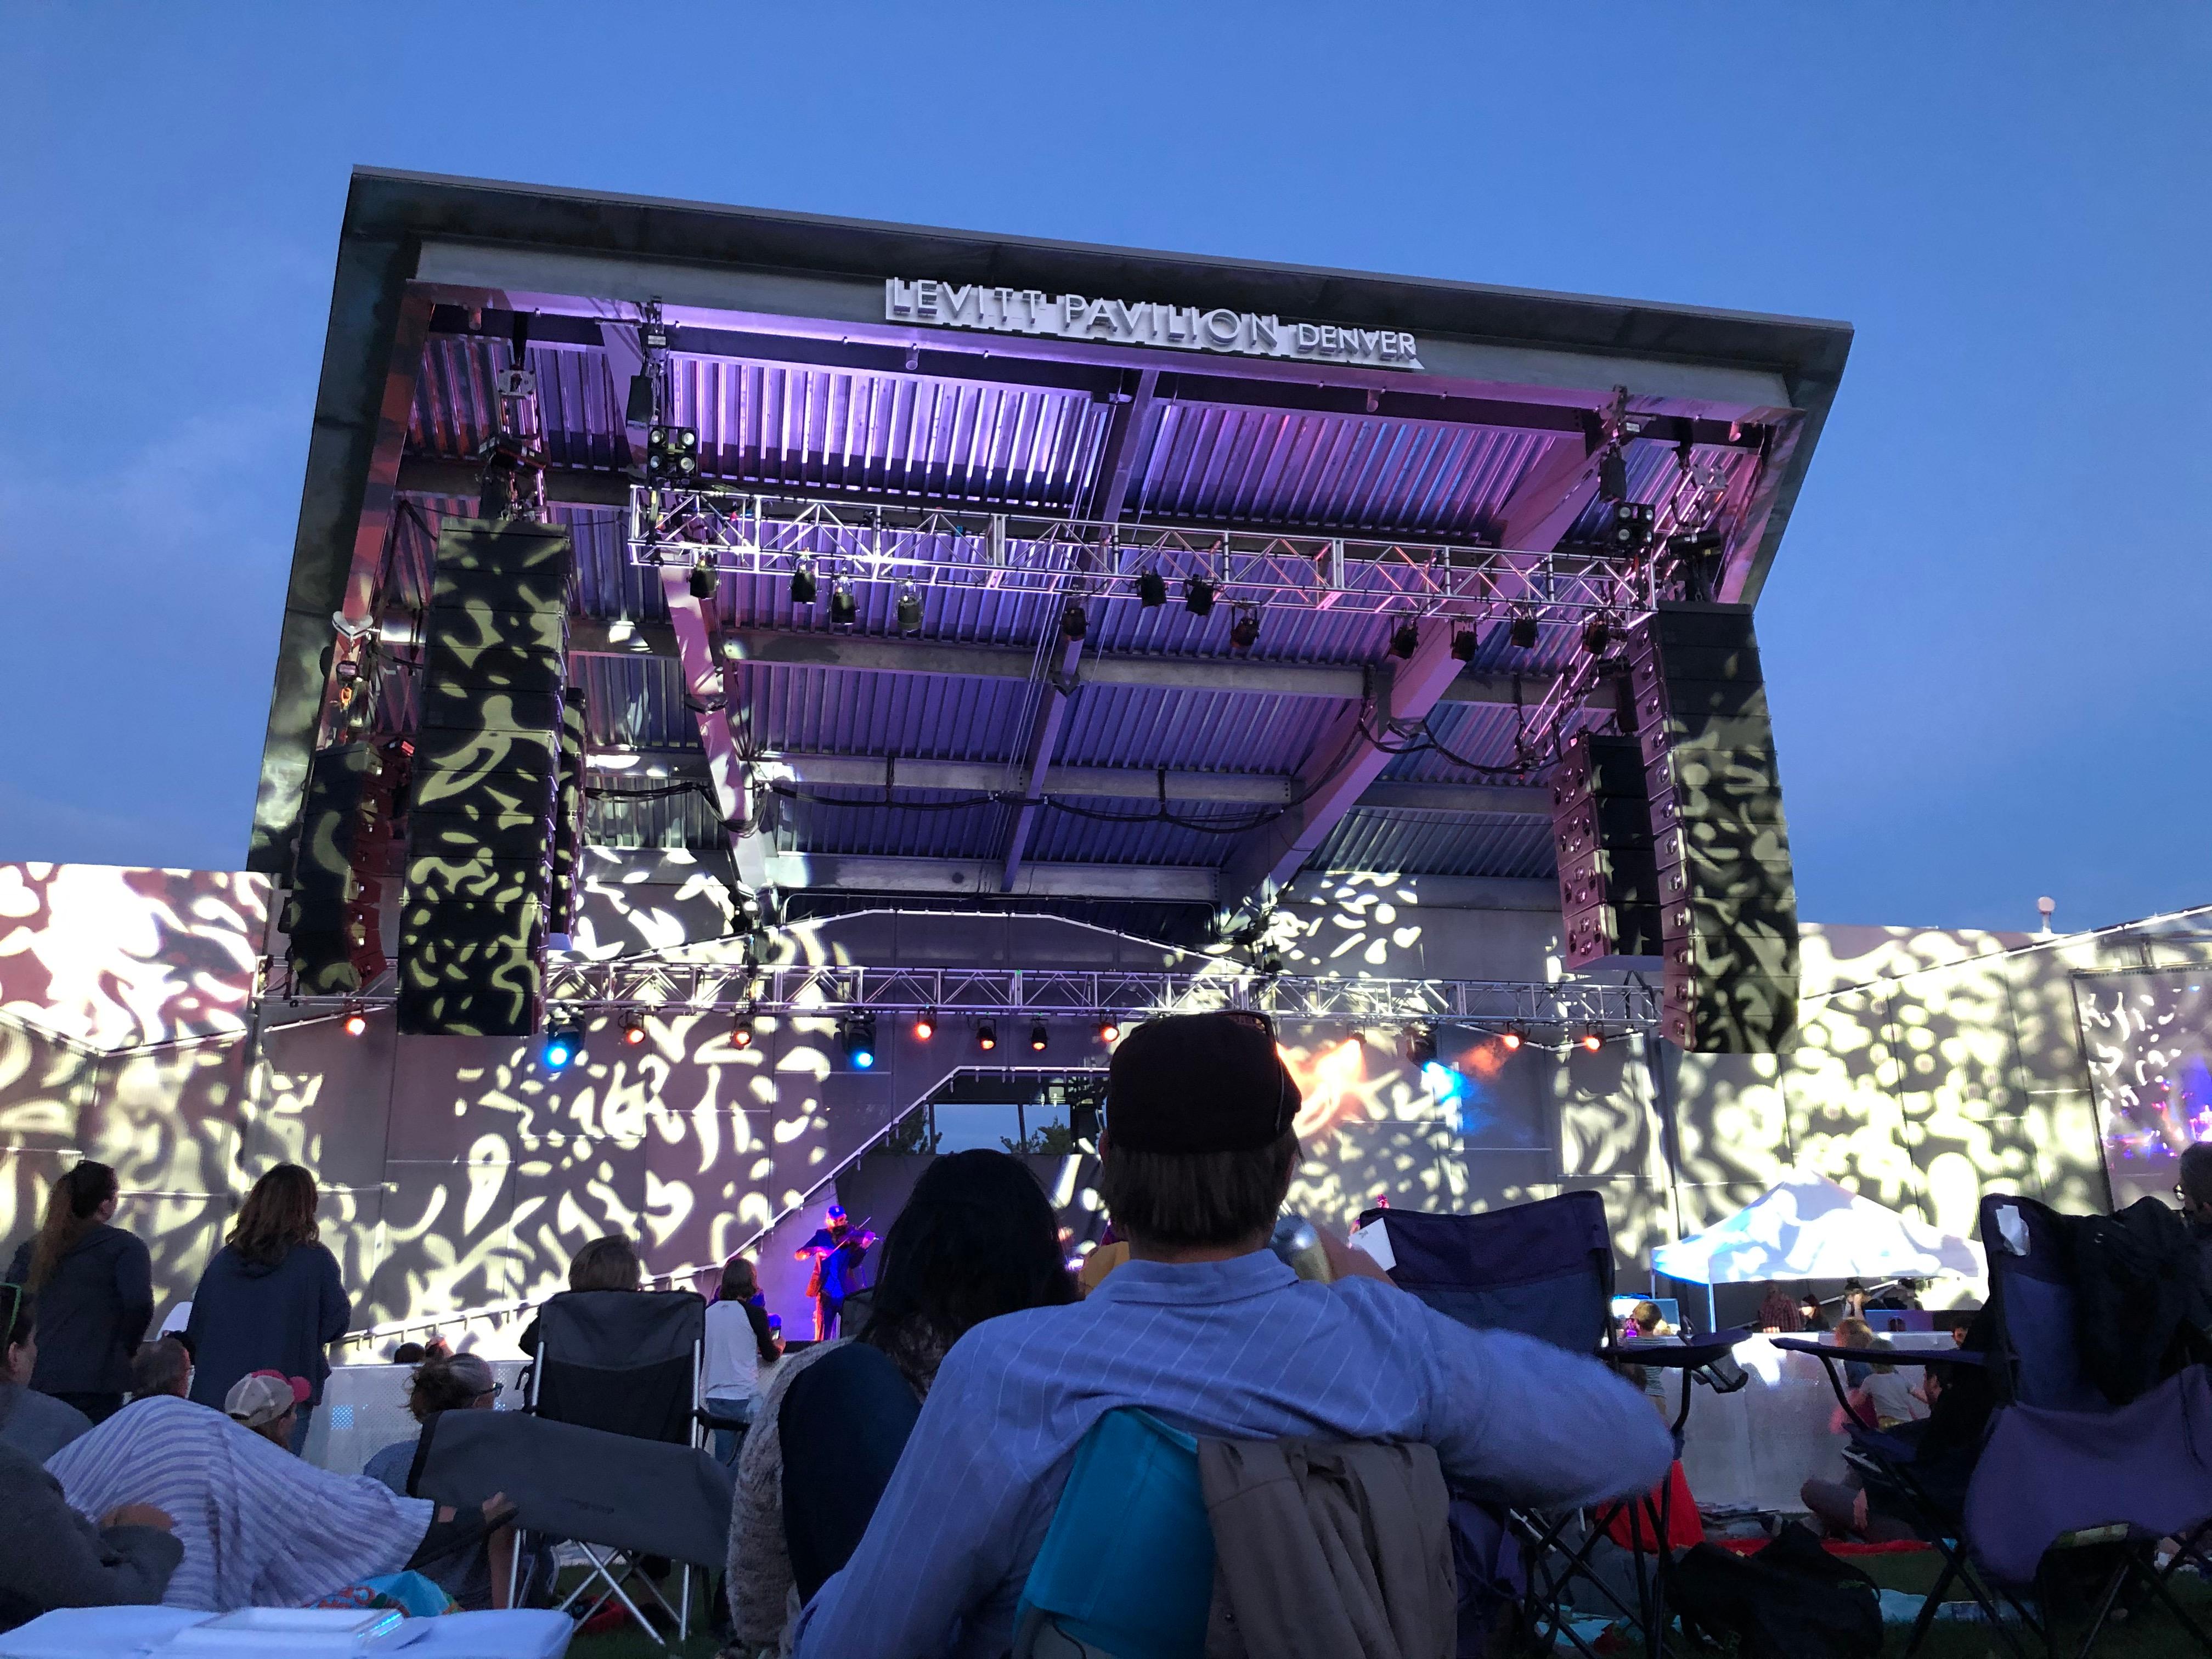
[{"xmin": 255, "ymin": 168, "xmax": 1850, "ymax": 933}]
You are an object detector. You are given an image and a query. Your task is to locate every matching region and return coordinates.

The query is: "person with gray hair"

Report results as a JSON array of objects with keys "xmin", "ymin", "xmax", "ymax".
[{"xmin": 129, "ymin": 1338, "xmax": 192, "ymax": 1401}]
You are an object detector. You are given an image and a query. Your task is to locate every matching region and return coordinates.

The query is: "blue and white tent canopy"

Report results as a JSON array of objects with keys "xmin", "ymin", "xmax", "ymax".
[{"xmin": 1652, "ymin": 1170, "xmax": 1983, "ymax": 1285}]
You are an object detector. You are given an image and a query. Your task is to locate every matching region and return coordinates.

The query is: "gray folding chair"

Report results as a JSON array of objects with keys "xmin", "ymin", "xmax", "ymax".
[{"xmin": 411, "ymin": 1406, "xmax": 732, "ymax": 1645}]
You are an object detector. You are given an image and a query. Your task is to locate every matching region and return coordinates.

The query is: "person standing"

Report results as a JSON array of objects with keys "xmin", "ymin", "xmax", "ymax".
[
  {"xmin": 4, "ymin": 1161, "xmax": 153, "ymax": 1425},
  {"xmin": 185, "ymin": 1165, "xmax": 349, "ymax": 1456},
  {"xmin": 794, "ymin": 1205, "xmax": 876, "ymax": 1339}
]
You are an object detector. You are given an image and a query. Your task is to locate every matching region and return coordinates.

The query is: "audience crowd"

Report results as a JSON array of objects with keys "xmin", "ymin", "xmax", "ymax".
[{"xmin": 7, "ymin": 1008, "xmax": 2117, "ymax": 1651}]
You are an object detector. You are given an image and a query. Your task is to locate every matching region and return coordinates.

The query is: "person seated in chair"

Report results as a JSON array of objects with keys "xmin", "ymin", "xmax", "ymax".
[
  {"xmin": 223, "ymin": 1370, "xmax": 309, "ymax": 1451},
  {"xmin": 0, "ymin": 1290, "xmax": 92, "ymax": 1462},
  {"xmin": 791, "ymin": 1011, "xmax": 1674, "ymax": 1659},
  {"xmin": 516, "ymin": 1234, "xmax": 642, "ymax": 1360},
  {"xmin": 129, "ymin": 1336, "xmax": 192, "ymax": 1402}
]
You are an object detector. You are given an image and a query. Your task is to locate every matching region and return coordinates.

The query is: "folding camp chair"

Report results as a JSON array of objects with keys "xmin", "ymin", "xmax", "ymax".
[
  {"xmin": 516, "ymin": 1288, "xmax": 708, "ymax": 1641},
  {"xmin": 410, "ymin": 1408, "xmax": 733, "ymax": 1646},
  {"xmin": 1781, "ymin": 1192, "xmax": 2212, "ymax": 1659},
  {"xmin": 1358, "ymin": 1196, "xmax": 1748, "ymax": 1656}
]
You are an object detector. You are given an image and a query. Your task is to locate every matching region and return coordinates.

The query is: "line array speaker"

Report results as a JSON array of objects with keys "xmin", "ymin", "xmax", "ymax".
[
  {"xmin": 398, "ymin": 520, "xmax": 573, "ymax": 1036},
  {"xmin": 1626, "ymin": 601, "xmax": 1799, "ymax": 1052},
  {"xmin": 1553, "ymin": 729, "xmax": 1662, "ymax": 969},
  {"xmin": 549, "ymin": 686, "xmax": 588, "ymax": 940},
  {"xmin": 284, "ymin": 739, "xmax": 408, "ymax": 994}
]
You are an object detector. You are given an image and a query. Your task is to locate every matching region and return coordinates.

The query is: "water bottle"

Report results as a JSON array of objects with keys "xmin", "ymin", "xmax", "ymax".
[{"xmin": 1268, "ymin": 1215, "xmax": 1335, "ymax": 1283}]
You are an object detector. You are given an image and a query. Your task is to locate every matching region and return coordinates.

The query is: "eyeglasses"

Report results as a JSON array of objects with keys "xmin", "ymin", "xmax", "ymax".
[{"xmin": 475, "ymin": 1383, "xmax": 502, "ymax": 1401}]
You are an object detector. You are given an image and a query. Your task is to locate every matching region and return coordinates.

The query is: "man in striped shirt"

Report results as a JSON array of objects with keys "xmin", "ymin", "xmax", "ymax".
[{"xmin": 793, "ymin": 1013, "xmax": 1672, "ymax": 1658}]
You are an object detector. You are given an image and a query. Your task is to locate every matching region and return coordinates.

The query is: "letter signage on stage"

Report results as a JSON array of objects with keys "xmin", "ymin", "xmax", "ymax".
[{"xmin": 885, "ymin": 279, "xmax": 1425, "ymax": 370}]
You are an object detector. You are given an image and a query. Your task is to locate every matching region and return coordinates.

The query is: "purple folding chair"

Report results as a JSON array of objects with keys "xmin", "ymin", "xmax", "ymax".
[
  {"xmin": 1781, "ymin": 1193, "xmax": 2212, "ymax": 1659},
  {"xmin": 1360, "ymin": 1195, "xmax": 1748, "ymax": 1657}
]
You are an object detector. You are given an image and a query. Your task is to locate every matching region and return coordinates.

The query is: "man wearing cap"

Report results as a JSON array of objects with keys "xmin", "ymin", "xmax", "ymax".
[
  {"xmin": 794, "ymin": 1205, "xmax": 877, "ymax": 1340},
  {"xmin": 794, "ymin": 1012, "xmax": 1674, "ymax": 1658},
  {"xmin": 223, "ymin": 1370, "xmax": 309, "ymax": 1452}
]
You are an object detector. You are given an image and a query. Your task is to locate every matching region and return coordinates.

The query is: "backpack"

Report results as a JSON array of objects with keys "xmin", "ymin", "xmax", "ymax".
[
  {"xmin": 2069, "ymin": 1198, "xmax": 2212, "ymax": 1406},
  {"xmin": 1671, "ymin": 1523, "xmax": 1882, "ymax": 1659}
]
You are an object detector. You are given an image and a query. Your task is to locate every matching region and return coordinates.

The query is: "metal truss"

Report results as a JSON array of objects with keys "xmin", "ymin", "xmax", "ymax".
[
  {"xmin": 537, "ymin": 961, "xmax": 1662, "ymax": 1031},
  {"xmin": 627, "ymin": 487, "xmax": 1654, "ymax": 623}
]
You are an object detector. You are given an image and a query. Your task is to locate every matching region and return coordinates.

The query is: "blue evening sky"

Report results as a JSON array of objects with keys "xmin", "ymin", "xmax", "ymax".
[{"xmin": 2, "ymin": 4, "xmax": 2205, "ymax": 932}]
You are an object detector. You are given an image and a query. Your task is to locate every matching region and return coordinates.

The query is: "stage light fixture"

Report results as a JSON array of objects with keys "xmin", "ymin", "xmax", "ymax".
[
  {"xmin": 1060, "ymin": 599, "xmax": 1087, "ymax": 641},
  {"xmin": 839, "ymin": 1012, "xmax": 877, "ymax": 1070},
  {"xmin": 1183, "ymin": 576, "xmax": 1216, "ymax": 617},
  {"xmin": 1509, "ymin": 611, "xmax": 1539, "ymax": 651},
  {"xmin": 620, "ymin": 1012, "xmax": 647, "ymax": 1047},
  {"xmin": 542, "ymin": 1023, "xmax": 584, "ymax": 1070},
  {"xmin": 730, "ymin": 1014, "xmax": 754, "ymax": 1051},
  {"xmin": 1029, "ymin": 1020, "xmax": 1049, "ymax": 1053},
  {"xmin": 896, "ymin": 583, "xmax": 923, "ymax": 634},
  {"xmin": 1229, "ymin": 606, "xmax": 1261, "ymax": 651},
  {"xmin": 1097, "ymin": 1018, "xmax": 1121, "ymax": 1043},
  {"xmin": 341, "ymin": 1005, "xmax": 367, "ymax": 1038},
  {"xmin": 646, "ymin": 425, "xmax": 699, "ymax": 483},
  {"xmin": 790, "ymin": 560, "xmax": 818, "ymax": 606},
  {"xmin": 1137, "ymin": 569, "xmax": 1167, "ymax": 608},
  {"xmin": 1605, "ymin": 500, "xmax": 1655, "ymax": 552},
  {"xmin": 1500, "ymin": 1024, "xmax": 1526, "ymax": 1052},
  {"xmin": 1579, "ymin": 1025, "xmax": 1604, "ymax": 1053},
  {"xmin": 829, "ymin": 580, "xmax": 857, "ymax": 628},
  {"xmin": 1390, "ymin": 620, "xmax": 1419, "ymax": 660},
  {"xmin": 1407, "ymin": 1026, "xmax": 1438, "ymax": 1066},
  {"xmin": 1582, "ymin": 615, "xmax": 1612, "ymax": 656},
  {"xmin": 689, "ymin": 559, "xmax": 719, "ymax": 602},
  {"xmin": 1450, "ymin": 625, "xmax": 1479, "ymax": 663},
  {"xmin": 977, "ymin": 1020, "xmax": 998, "ymax": 1052},
  {"xmin": 913, "ymin": 1012, "xmax": 936, "ymax": 1042}
]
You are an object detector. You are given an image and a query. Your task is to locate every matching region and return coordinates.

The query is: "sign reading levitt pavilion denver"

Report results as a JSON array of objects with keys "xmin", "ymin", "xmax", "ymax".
[{"xmin": 885, "ymin": 279, "xmax": 1425, "ymax": 371}]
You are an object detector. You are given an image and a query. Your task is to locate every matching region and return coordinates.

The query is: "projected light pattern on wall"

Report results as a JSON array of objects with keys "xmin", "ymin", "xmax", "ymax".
[{"xmin": 2076, "ymin": 969, "xmax": 2212, "ymax": 1210}]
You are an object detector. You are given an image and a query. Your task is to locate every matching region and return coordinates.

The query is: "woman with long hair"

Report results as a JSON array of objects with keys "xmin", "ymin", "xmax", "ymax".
[
  {"xmin": 185, "ymin": 1165, "xmax": 349, "ymax": 1455},
  {"xmin": 702, "ymin": 1254, "xmax": 782, "ymax": 1459},
  {"xmin": 725, "ymin": 1150, "xmax": 1075, "ymax": 1651},
  {"xmin": 4, "ymin": 1161, "xmax": 151, "ymax": 1424}
]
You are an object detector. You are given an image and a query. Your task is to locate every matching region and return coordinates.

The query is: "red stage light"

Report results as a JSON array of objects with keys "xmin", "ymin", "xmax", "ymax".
[
  {"xmin": 731, "ymin": 1024, "xmax": 754, "ymax": 1050},
  {"xmin": 1500, "ymin": 1029, "xmax": 1523, "ymax": 1052},
  {"xmin": 341, "ymin": 1009, "xmax": 366, "ymax": 1038},
  {"xmin": 913, "ymin": 1014, "xmax": 936, "ymax": 1042},
  {"xmin": 1098, "ymin": 1019, "xmax": 1121, "ymax": 1042},
  {"xmin": 1580, "ymin": 1030, "xmax": 1603, "ymax": 1053},
  {"xmin": 977, "ymin": 1021, "xmax": 998, "ymax": 1052},
  {"xmin": 623, "ymin": 1024, "xmax": 647, "ymax": 1046}
]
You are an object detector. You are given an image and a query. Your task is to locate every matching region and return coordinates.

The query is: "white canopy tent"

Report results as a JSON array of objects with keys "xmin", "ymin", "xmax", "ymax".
[{"xmin": 1652, "ymin": 1170, "xmax": 1984, "ymax": 1329}]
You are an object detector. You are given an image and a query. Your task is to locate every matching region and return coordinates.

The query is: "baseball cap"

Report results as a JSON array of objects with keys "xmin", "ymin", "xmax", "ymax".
[
  {"xmin": 224, "ymin": 1369, "xmax": 309, "ymax": 1428},
  {"xmin": 1105, "ymin": 1012, "xmax": 1300, "ymax": 1154}
]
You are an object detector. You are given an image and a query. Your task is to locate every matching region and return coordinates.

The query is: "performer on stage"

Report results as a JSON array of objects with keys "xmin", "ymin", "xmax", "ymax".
[{"xmin": 794, "ymin": 1205, "xmax": 876, "ymax": 1339}]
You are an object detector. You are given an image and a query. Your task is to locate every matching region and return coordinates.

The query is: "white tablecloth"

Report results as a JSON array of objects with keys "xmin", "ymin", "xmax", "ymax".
[
  {"xmin": 0, "ymin": 1607, "xmax": 572, "ymax": 1659},
  {"xmin": 1666, "ymin": 1333, "xmax": 1957, "ymax": 1513}
]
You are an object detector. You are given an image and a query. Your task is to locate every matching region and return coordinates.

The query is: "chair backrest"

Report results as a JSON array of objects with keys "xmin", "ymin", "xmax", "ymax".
[
  {"xmin": 1978, "ymin": 1193, "xmax": 2102, "ymax": 1411},
  {"xmin": 1013, "ymin": 1409, "xmax": 1215, "ymax": 1659},
  {"xmin": 1356, "ymin": 1192, "xmax": 1615, "ymax": 1356},
  {"xmin": 411, "ymin": 1407, "xmax": 733, "ymax": 1568},
  {"xmin": 531, "ymin": 1289, "xmax": 705, "ymax": 1443}
]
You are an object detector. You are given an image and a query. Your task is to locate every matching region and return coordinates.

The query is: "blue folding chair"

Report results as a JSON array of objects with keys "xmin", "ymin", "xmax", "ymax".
[
  {"xmin": 1782, "ymin": 1192, "xmax": 2212, "ymax": 1659},
  {"xmin": 1012, "ymin": 1408, "xmax": 1215, "ymax": 1659},
  {"xmin": 1360, "ymin": 1195, "xmax": 1748, "ymax": 1656}
]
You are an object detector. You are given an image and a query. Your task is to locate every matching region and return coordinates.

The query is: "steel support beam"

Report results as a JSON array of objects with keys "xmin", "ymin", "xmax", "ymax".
[
  {"xmin": 591, "ymin": 747, "xmax": 1550, "ymax": 815},
  {"xmin": 760, "ymin": 852, "xmax": 1216, "ymax": 903},
  {"xmin": 1001, "ymin": 370, "xmax": 1156, "ymax": 885},
  {"xmin": 1215, "ymin": 621, "xmax": 1477, "ymax": 914},
  {"xmin": 658, "ymin": 567, "xmax": 749, "ymax": 831}
]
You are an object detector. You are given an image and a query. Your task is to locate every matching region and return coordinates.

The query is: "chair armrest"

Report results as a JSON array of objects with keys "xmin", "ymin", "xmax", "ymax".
[
  {"xmin": 1771, "ymin": 1338, "xmax": 1984, "ymax": 1368},
  {"xmin": 1620, "ymin": 1328, "xmax": 1750, "ymax": 1369}
]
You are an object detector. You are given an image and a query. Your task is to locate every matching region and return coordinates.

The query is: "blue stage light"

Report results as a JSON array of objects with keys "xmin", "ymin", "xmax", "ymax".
[
  {"xmin": 542, "ymin": 1024, "xmax": 584, "ymax": 1070},
  {"xmin": 839, "ymin": 1012, "xmax": 877, "ymax": 1070}
]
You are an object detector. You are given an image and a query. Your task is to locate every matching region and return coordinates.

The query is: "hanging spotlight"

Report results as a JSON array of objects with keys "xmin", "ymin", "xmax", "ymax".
[
  {"xmin": 1605, "ymin": 500, "xmax": 1655, "ymax": 552},
  {"xmin": 976, "ymin": 1020, "xmax": 998, "ymax": 1052},
  {"xmin": 730, "ymin": 1012, "xmax": 755, "ymax": 1051},
  {"xmin": 839, "ymin": 1012, "xmax": 877, "ymax": 1070},
  {"xmin": 1579, "ymin": 1025, "xmax": 1604, "ymax": 1053},
  {"xmin": 895, "ymin": 582, "xmax": 923, "ymax": 634},
  {"xmin": 913, "ymin": 1011, "xmax": 936, "ymax": 1042},
  {"xmin": 1390, "ymin": 620, "xmax": 1419, "ymax": 660},
  {"xmin": 1509, "ymin": 611, "xmax": 1540, "ymax": 651},
  {"xmin": 1229, "ymin": 605, "xmax": 1261, "ymax": 651},
  {"xmin": 790, "ymin": 559, "xmax": 818, "ymax": 606},
  {"xmin": 1060, "ymin": 599, "xmax": 1087, "ymax": 641},
  {"xmin": 1029, "ymin": 1020, "xmax": 1049, "ymax": 1053},
  {"xmin": 828, "ymin": 580, "xmax": 857, "ymax": 628},
  {"xmin": 341, "ymin": 1004, "xmax": 367, "ymax": 1038},
  {"xmin": 1097, "ymin": 1017, "xmax": 1121, "ymax": 1043},
  {"xmin": 689, "ymin": 559, "xmax": 719, "ymax": 602},
  {"xmin": 1407, "ymin": 1025, "xmax": 1438, "ymax": 1066},
  {"xmin": 1137, "ymin": 569, "xmax": 1166, "ymax": 608},
  {"xmin": 541, "ymin": 1022, "xmax": 585, "ymax": 1070},
  {"xmin": 620, "ymin": 1011, "xmax": 647, "ymax": 1047},
  {"xmin": 1582, "ymin": 614, "xmax": 1613, "ymax": 656},
  {"xmin": 1183, "ymin": 576, "xmax": 1216, "ymax": 617},
  {"xmin": 645, "ymin": 425, "xmax": 699, "ymax": 483},
  {"xmin": 1500, "ymin": 1024, "xmax": 1526, "ymax": 1053},
  {"xmin": 1450, "ymin": 624, "xmax": 1479, "ymax": 662}
]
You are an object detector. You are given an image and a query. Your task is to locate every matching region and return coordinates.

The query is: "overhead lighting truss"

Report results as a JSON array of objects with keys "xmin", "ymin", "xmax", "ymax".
[{"xmin": 627, "ymin": 486, "xmax": 1654, "ymax": 623}]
